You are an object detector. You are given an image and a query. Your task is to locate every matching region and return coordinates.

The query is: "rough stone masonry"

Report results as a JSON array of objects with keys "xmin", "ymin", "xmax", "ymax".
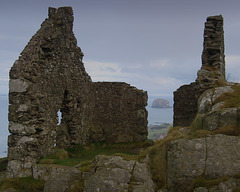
[
  {"xmin": 174, "ymin": 15, "xmax": 225, "ymax": 127},
  {"xmin": 7, "ymin": 7, "xmax": 148, "ymax": 177}
]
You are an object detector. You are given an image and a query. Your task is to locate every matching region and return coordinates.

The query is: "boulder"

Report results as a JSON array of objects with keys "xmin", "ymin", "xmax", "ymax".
[
  {"xmin": 167, "ymin": 134, "xmax": 240, "ymax": 191},
  {"xmin": 205, "ymin": 135, "xmax": 240, "ymax": 178},
  {"xmin": 198, "ymin": 86, "xmax": 234, "ymax": 114},
  {"xmin": 203, "ymin": 107, "xmax": 238, "ymax": 131},
  {"xmin": 197, "ymin": 85, "xmax": 239, "ymax": 131},
  {"xmin": 43, "ymin": 167, "xmax": 81, "ymax": 192},
  {"xmin": 133, "ymin": 162, "xmax": 155, "ymax": 186},
  {"xmin": 193, "ymin": 178, "xmax": 240, "ymax": 192},
  {"xmin": 84, "ymin": 167, "xmax": 131, "ymax": 192},
  {"xmin": 208, "ymin": 178, "xmax": 240, "ymax": 192},
  {"xmin": 33, "ymin": 164, "xmax": 70, "ymax": 181},
  {"xmin": 167, "ymin": 137, "xmax": 206, "ymax": 191},
  {"xmin": 84, "ymin": 155, "xmax": 155, "ymax": 192}
]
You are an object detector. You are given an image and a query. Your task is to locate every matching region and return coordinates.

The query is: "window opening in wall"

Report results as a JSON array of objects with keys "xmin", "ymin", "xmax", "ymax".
[
  {"xmin": 54, "ymin": 137, "xmax": 57, "ymax": 147},
  {"xmin": 57, "ymin": 109, "xmax": 62, "ymax": 125}
]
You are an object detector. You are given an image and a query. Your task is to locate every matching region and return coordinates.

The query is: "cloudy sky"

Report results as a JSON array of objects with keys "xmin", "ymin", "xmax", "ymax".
[{"xmin": 1, "ymin": 0, "xmax": 240, "ymax": 96}]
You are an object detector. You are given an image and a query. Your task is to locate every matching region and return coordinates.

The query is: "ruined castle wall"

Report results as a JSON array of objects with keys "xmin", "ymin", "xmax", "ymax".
[
  {"xmin": 7, "ymin": 7, "xmax": 148, "ymax": 178},
  {"xmin": 173, "ymin": 15, "xmax": 225, "ymax": 127},
  {"xmin": 201, "ymin": 15, "xmax": 225, "ymax": 79},
  {"xmin": 89, "ymin": 82, "xmax": 148, "ymax": 143},
  {"xmin": 173, "ymin": 83, "xmax": 207, "ymax": 127}
]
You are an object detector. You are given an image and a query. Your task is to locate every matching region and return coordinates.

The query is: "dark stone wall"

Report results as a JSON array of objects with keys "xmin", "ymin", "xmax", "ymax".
[
  {"xmin": 201, "ymin": 15, "xmax": 225, "ymax": 79},
  {"xmin": 173, "ymin": 82, "xmax": 208, "ymax": 127},
  {"xmin": 7, "ymin": 7, "xmax": 148, "ymax": 177},
  {"xmin": 90, "ymin": 82, "xmax": 148, "ymax": 143},
  {"xmin": 173, "ymin": 15, "xmax": 225, "ymax": 127}
]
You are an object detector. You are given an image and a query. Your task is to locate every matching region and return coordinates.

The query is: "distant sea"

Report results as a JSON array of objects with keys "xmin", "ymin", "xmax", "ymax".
[
  {"xmin": 147, "ymin": 96, "xmax": 173, "ymax": 125},
  {"xmin": 0, "ymin": 95, "xmax": 173, "ymax": 158},
  {"xmin": 0, "ymin": 95, "xmax": 9, "ymax": 158}
]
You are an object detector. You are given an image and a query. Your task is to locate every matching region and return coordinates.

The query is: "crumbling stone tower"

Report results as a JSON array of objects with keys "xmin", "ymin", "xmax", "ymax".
[
  {"xmin": 8, "ymin": 7, "xmax": 148, "ymax": 177},
  {"xmin": 174, "ymin": 15, "xmax": 225, "ymax": 127}
]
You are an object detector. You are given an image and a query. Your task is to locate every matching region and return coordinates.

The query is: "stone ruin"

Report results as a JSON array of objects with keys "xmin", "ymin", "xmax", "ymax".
[
  {"xmin": 7, "ymin": 7, "xmax": 148, "ymax": 177},
  {"xmin": 174, "ymin": 15, "xmax": 225, "ymax": 127}
]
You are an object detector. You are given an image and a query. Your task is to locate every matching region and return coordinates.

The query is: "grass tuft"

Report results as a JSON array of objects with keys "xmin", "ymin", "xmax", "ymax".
[
  {"xmin": 187, "ymin": 176, "xmax": 228, "ymax": 191},
  {"xmin": 214, "ymin": 84, "xmax": 240, "ymax": 108},
  {"xmin": 213, "ymin": 125, "xmax": 240, "ymax": 136},
  {"xmin": 190, "ymin": 114, "xmax": 205, "ymax": 131},
  {"xmin": 0, "ymin": 177, "xmax": 45, "ymax": 192},
  {"xmin": 141, "ymin": 126, "xmax": 187, "ymax": 189}
]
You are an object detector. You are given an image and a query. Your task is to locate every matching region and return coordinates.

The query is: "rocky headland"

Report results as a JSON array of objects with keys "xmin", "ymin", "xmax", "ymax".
[
  {"xmin": 1, "ymin": 7, "xmax": 240, "ymax": 192},
  {"xmin": 151, "ymin": 98, "xmax": 171, "ymax": 108}
]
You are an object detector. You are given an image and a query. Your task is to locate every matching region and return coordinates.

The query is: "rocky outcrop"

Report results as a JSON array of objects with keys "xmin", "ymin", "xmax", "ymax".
[
  {"xmin": 197, "ymin": 85, "xmax": 240, "ymax": 131},
  {"xmin": 7, "ymin": 7, "xmax": 148, "ymax": 178},
  {"xmin": 198, "ymin": 86, "xmax": 234, "ymax": 114},
  {"xmin": 194, "ymin": 178, "xmax": 240, "ymax": 192},
  {"xmin": 174, "ymin": 15, "xmax": 225, "ymax": 127},
  {"xmin": 151, "ymin": 98, "xmax": 170, "ymax": 108},
  {"xmin": 33, "ymin": 164, "xmax": 70, "ymax": 181},
  {"xmin": 83, "ymin": 155, "xmax": 155, "ymax": 192},
  {"xmin": 35, "ymin": 155, "xmax": 155, "ymax": 192},
  {"xmin": 167, "ymin": 134, "xmax": 240, "ymax": 191}
]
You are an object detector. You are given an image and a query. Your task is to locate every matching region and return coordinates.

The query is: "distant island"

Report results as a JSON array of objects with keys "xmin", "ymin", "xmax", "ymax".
[{"xmin": 151, "ymin": 98, "xmax": 171, "ymax": 108}]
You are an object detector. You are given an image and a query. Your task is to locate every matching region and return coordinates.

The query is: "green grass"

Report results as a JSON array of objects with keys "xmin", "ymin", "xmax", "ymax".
[
  {"xmin": 140, "ymin": 126, "xmax": 187, "ymax": 190},
  {"xmin": 148, "ymin": 123, "xmax": 171, "ymax": 141},
  {"xmin": 39, "ymin": 141, "xmax": 154, "ymax": 168},
  {"xmin": 190, "ymin": 114, "xmax": 204, "ymax": 132},
  {"xmin": 0, "ymin": 177, "xmax": 45, "ymax": 192}
]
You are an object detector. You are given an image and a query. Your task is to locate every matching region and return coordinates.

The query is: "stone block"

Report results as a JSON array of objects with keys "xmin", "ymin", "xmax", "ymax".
[
  {"xmin": 9, "ymin": 79, "xmax": 28, "ymax": 93},
  {"xmin": 33, "ymin": 164, "xmax": 70, "ymax": 181}
]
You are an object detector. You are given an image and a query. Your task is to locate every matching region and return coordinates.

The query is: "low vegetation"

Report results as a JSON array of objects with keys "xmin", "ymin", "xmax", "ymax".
[
  {"xmin": 214, "ymin": 84, "xmax": 240, "ymax": 108},
  {"xmin": 148, "ymin": 123, "xmax": 171, "ymax": 141},
  {"xmin": 187, "ymin": 176, "xmax": 228, "ymax": 191},
  {"xmin": 39, "ymin": 140, "xmax": 154, "ymax": 168},
  {"xmin": 0, "ymin": 177, "xmax": 45, "ymax": 192},
  {"xmin": 145, "ymin": 105, "xmax": 240, "ymax": 190},
  {"xmin": 141, "ymin": 126, "xmax": 187, "ymax": 189}
]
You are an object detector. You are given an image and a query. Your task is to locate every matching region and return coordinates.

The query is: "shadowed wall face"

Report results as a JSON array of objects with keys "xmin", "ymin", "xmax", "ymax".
[
  {"xmin": 174, "ymin": 15, "xmax": 225, "ymax": 127},
  {"xmin": 7, "ymin": 7, "xmax": 148, "ymax": 178}
]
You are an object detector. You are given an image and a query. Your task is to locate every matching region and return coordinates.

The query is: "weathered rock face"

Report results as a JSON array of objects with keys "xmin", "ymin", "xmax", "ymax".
[
  {"xmin": 83, "ymin": 156, "xmax": 155, "ymax": 192},
  {"xmin": 174, "ymin": 15, "xmax": 225, "ymax": 127},
  {"xmin": 151, "ymin": 98, "xmax": 170, "ymax": 108},
  {"xmin": 37, "ymin": 155, "xmax": 155, "ymax": 192},
  {"xmin": 7, "ymin": 7, "xmax": 148, "ymax": 178},
  {"xmin": 44, "ymin": 167, "xmax": 81, "ymax": 192},
  {"xmin": 197, "ymin": 85, "xmax": 240, "ymax": 131},
  {"xmin": 167, "ymin": 134, "xmax": 240, "ymax": 192},
  {"xmin": 198, "ymin": 86, "xmax": 234, "ymax": 114}
]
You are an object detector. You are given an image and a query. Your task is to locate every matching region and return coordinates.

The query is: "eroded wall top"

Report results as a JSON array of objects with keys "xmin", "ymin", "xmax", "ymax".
[{"xmin": 174, "ymin": 15, "xmax": 225, "ymax": 127}]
